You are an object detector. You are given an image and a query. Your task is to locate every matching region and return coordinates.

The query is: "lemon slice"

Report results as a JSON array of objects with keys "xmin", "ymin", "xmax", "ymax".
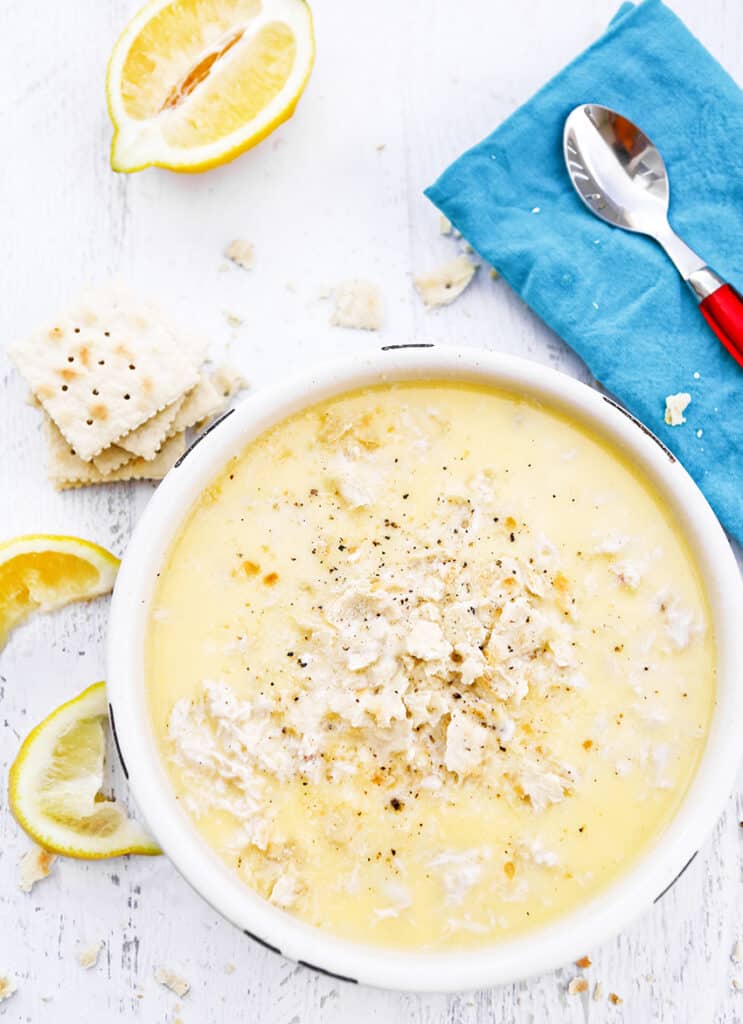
[
  {"xmin": 9, "ymin": 683, "xmax": 161, "ymax": 858},
  {"xmin": 0, "ymin": 534, "xmax": 119, "ymax": 650},
  {"xmin": 107, "ymin": 0, "xmax": 315, "ymax": 173}
]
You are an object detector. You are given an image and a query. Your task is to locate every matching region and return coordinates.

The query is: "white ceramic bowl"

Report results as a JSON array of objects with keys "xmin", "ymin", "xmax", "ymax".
[{"xmin": 107, "ymin": 346, "xmax": 742, "ymax": 992}]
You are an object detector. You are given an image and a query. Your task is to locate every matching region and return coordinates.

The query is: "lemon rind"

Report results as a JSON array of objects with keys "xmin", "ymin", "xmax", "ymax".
[
  {"xmin": 8, "ymin": 682, "xmax": 161, "ymax": 859},
  {"xmin": 107, "ymin": 0, "xmax": 315, "ymax": 174},
  {"xmin": 0, "ymin": 534, "xmax": 120, "ymax": 649}
]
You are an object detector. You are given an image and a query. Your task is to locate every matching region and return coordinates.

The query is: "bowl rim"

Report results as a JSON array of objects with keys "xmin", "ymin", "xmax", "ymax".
[{"xmin": 107, "ymin": 345, "xmax": 743, "ymax": 992}]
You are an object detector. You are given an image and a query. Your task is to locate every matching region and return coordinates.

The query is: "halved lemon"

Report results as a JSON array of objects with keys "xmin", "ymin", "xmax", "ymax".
[
  {"xmin": 107, "ymin": 0, "xmax": 316, "ymax": 173},
  {"xmin": 9, "ymin": 682, "xmax": 161, "ymax": 858},
  {"xmin": 0, "ymin": 535, "xmax": 119, "ymax": 650}
]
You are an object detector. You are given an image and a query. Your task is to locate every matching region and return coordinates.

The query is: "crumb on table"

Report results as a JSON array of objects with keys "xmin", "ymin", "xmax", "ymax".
[
  {"xmin": 0, "ymin": 977, "xmax": 17, "ymax": 1003},
  {"xmin": 330, "ymin": 280, "xmax": 383, "ymax": 331},
  {"xmin": 154, "ymin": 967, "xmax": 191, "ymax": 998},
  {"xmin": 77, "ymin": 941, "xmax": 104, "ymax": 970},
  {"xmin": 224, "ymin": 239, "xmax": 254, "ymax": 271},
  {"xmin": 18, "ymin": 845, "xmax": 57, "ymax": 892}
]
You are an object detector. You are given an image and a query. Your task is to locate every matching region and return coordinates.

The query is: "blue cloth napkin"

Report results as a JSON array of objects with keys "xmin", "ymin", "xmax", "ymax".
[{"xmin": 425, "ymin": 0, "xmax": 743, "ymax": 542}]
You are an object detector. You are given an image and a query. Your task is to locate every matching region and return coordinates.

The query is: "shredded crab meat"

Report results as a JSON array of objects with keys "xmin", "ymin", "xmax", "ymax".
[
  {"xmin": 428, "ymin": 848, "xmax": 491, "ymax": 905},
  {"xmin": 168, "ymin": 466, "xmax": 586, "ymax": 879}
]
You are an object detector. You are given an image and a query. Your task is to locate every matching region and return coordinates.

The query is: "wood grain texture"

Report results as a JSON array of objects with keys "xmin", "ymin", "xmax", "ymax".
[{"xmin": 1, "ymin": 0, "xmax": 741, "ymax": 1020}]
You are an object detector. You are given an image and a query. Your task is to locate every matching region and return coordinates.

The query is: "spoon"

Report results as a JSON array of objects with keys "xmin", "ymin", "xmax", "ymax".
[{"xmin": 563, "ymin": 103, "xmax": 743, "ymax": 367}]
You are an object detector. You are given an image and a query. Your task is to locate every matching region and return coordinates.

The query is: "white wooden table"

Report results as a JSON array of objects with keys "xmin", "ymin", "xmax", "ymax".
[{"xmin": 1, "ymin": 0, "xmax": 742, "ymax": 1019}]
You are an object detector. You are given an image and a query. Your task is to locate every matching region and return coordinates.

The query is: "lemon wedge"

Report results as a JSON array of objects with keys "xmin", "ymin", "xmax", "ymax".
[
  {"xmin": 107, "ymin": 0, "xmax": 315, "ymax": 173},
  {"xmin": 0, "ymin": 534, "xmax": 119, "ymax": 650},
  {"xmin": 9, "ymin": 683, "xmax": 161, "ymax": 858}
]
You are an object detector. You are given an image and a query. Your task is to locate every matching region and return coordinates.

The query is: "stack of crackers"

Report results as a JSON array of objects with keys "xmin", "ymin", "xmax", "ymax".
[{"xmin": 10, "ymin": 283, "xmax": 245, "ymax": 489}]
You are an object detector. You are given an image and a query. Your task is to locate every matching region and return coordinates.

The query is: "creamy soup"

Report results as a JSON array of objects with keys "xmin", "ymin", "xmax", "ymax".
[{"xmin": 146, "ymin": 382, "xmax": 715, "ymax": 950}]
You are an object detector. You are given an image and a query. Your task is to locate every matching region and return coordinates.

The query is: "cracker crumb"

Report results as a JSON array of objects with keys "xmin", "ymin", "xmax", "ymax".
[
  {"xmin": 414, "ymin": 255, "xmax": 478, "ymax": 308},
  {"xmin": 568, "ymin": 977, "xmax": 589, "ymax": 995},
  {"xmin": 732, "ymin": 978, "xmax": 743, "ymax": 991},
  {"xmin": 225, "ymin": 963, "xmax": 236, "ymax": 974},
  {"xmin": 225, "ymin": 239, "xmax": 254, "ymax": 271},
  {"xmin": 77, "ymin": 940, "xmax": 103, "ymax": 969},
  {"xmin": 489, "ymin": 268, "xmax": 500, "ymax": 280},
  {"xmin": 609, "ymin": 992, "xmax": 623, "ymax": 1005},
  {"xmin": 664, "ymin": 392, "xmax": 691, "ymax": 426},
  {"xmin": 439, "ymin": 215, "xmax": 452, "ymax": 236},
  {"xmin": 593, "ymin": 981, "xmax": 603, "ymax": 1001},
  {"xmin": 154, "ymin": 967, "xmax": 190, "ymax": 998},
  {"xmin": 19, "ymin": 845, "xmax": 57, "ymax": 892},
  {"xmin": 732, "ymin": 939, "xmax": 743, "ymax": 964},
  {"xmin": 575, "ymin": 955, "xmax": 592, "ymax": 968},
  {"xmin": 223, "ymin": 311, "xmax": 244, "ymax": 328},
  {"xmin": 0, "ymin": 977, "xmax": 16, "ymax": 1003},
  {"xmin": 375, "ymin": 143, "xmax": 386, "ymax": 151},
  {"xmin": 330, "ymin": 280, "xmax": 383, "ymax": 331}
]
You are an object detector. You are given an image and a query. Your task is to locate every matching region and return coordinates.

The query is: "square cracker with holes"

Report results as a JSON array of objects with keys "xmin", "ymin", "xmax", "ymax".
[
  {"xmin": 117, "ymin": 394, "xmax": 186, "ymax": 460},
  {"xmin": 11, "ymin": 283, "xmax": 205, "ymax": 462},
  {"xmin": 45, "ymin": 416, "xmax": 186, "ymax": 490},
  {"xmin": 169, "ymin": 365, "xmax": 246, "ymax": 436}
]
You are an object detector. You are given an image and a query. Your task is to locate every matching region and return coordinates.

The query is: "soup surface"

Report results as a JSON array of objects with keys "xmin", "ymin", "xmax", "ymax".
[{"xmin": 146, "ymin": 382, "xmax": 715, "ymax": 950}]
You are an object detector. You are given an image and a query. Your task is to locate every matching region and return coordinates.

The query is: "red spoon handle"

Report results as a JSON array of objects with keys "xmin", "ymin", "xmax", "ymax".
[{"xmin": 699, "ymin": 283, "xmax": 743, "ymax": 368}]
